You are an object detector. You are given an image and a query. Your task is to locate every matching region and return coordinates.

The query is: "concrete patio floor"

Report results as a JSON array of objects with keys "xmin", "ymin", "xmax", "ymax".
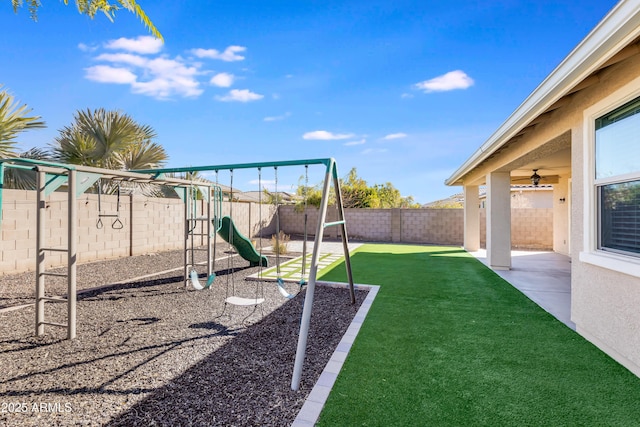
[{"xmin": 470, "ymin": 249, "xmax": 574, "ymax": 330}]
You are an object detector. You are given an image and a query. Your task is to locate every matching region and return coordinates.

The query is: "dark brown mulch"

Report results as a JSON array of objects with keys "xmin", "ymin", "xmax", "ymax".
[{"xmin": 0, "ymin": 249, "xmax": 366, "ymax": 426}]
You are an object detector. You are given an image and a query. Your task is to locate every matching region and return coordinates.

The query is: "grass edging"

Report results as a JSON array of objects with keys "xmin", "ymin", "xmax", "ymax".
[{"xmin": 292, "ymin": 281, "xmax": 380, "ymax": 426}]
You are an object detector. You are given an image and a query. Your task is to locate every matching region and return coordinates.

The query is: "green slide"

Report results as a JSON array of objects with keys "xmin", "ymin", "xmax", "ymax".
[{"xmin": 216, "ymin": 216, "xmax": 268, "ymax": 267}]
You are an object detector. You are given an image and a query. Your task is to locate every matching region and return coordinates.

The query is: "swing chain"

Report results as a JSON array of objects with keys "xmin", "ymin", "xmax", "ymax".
[{"xmin": 300, "ymin": 165, "xmax": 309, "ymax": 286}]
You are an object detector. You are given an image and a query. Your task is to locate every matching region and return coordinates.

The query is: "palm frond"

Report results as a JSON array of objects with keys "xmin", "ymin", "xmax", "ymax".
[
  {"xmin": 0, "ymin": 85, "xmax": 46, "ymax": 159},
  {"xmin": 4, "ymin": 147, "xmax": 52, "ymax": 189},
  {"xmin": 118, "ymin": 0, "xmax": 163, "ymax": 41},
  {"xmin": 13, "ymin": 1, "xmax": 163, "ymax": 41},
  {"xmin": 52, "ymin": 107, "xmax": 167, "ymax": 175},
  {"xmin": 51, "ymin": 125, "xmax": 99, "ymax": 166}
]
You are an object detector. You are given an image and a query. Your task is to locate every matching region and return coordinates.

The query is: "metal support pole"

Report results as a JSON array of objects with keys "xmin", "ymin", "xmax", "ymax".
[
  {"xmin": 333, "ymin": 171, "xmax": 356, "ymax": 304},
  {"xmin": 291, "ymin": 161, "xmax": 334, "ymax": 391},
  {"xmin": 35, "ymin": 170, "xmax": 46, "ymax": 336},
  {"xmin": 206, "ymin": 187, "xmax": 213, "ymax": 278},
  {"xmin": 67, "ymin": 170, "xmax": 77, "ymax": 339},
  {"xmin": 183, "ymin": 186, "xmax": 190, "ymax": 287}
]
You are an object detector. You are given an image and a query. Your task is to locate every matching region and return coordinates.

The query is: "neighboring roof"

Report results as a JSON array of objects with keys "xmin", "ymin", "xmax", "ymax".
[
  {"xmin": 425, "ymin": 186, "xmax": 553, "ymax": 207},
  {"xmin": 445, "ymin": 0, "xmax": 640, "ymax": 186},
  {"xmin": 422, "ymin": 193, "xmax": 464, "ymax": 208},
  {"xmin": 241, "ymin": 191, "xmax": 299, "ymax": 204}
]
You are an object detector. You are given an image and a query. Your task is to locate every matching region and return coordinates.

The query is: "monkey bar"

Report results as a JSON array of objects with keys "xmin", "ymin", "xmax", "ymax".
[{"xmin": 0, "ymin": 158, "xmax": 216, "ymax": 340}]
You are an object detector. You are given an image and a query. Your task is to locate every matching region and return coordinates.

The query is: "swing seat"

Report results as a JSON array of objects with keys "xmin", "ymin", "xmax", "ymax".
[
  {"xmin": 277, "ymin": 278, "xmax": 296, "ymax": 299},
  {"xmin": 226, "ymin": 296, "xmax": 265, "ymax": 306},
  {"xmin": 190, "ymin": 270, "xmax": 215, "ymax": 290}
]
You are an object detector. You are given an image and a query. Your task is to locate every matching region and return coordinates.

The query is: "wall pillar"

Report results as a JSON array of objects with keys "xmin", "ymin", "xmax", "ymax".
[
  {"xmin": 391, "ymin": 208, "xmax": 402, "ymax": 243},
  {"xmin": 463, "ymin": 185, "xmax": 480, "ymax": 251},
  {"xmin": 486, "ymin": 172, "xmax": 511, "ymax": 270}
]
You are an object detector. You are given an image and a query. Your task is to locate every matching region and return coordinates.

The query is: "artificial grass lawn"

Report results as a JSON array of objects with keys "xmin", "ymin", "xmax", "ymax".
[{"xmin": 317, "ymin": 244, "xmax": 640, "ymax": 426}]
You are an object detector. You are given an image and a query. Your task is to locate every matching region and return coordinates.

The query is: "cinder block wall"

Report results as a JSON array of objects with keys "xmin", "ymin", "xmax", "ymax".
[
  {"xmin": 346, "ymin": 209, "xmax": 392, "ymax": 241},
  {"xmin": 400, "ymin": 208, "xmax": 464, "ymax": 245},
  {"xmin": 280, "ymin": 206, "xmax": 552, "ymax": 250},
  {"xmin": 479, "ymin": 208, "xmax": 553, "ymax": 250},
  {"xmin": 0, "ymin": 189, "xmax": 554, "ymax": 274},
  {"xmin": 279, "ymin": 206, "xmax": 464, "ymax": 244},
  {"xmin": 0, "ymin": 190, "xmax": 276, "ymax": 274},
  {"xmin": 1, "ymin": 189, "xmax": 37, "ymax": 272}
]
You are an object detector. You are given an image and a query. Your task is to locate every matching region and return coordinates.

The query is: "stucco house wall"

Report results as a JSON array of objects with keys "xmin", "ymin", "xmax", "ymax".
[
  {"xmin": 445, "ymin": 1, "xmax": 640, "ymax": 378},
  {"xmin": 571, "ymin": 67, "xmax": 640, "ymax": 377}
]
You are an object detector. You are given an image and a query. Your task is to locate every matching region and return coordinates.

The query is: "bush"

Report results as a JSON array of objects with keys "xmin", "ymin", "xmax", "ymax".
[{"xmin": 271, "ymin": 231, "xmax": 290, "ymax": 255}]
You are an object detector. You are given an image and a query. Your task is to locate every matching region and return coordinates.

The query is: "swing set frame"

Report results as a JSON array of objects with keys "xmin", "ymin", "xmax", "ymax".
[
  {"xmin": 0, "ymin": 157, "xmax": 355, "ymax": 392},
  {"xmin": 137, "ymin": 157, "xmax": 356, "ymax": 391}
]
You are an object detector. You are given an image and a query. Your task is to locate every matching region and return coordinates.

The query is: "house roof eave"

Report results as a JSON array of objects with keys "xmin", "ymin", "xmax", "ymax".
[{"xmin": 445, "ymin": 0, "xmax": 640, "ymax": 187}]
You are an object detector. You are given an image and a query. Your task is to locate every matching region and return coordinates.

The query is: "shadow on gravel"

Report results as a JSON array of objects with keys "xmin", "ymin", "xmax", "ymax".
[
  {"xmin": 77, "ymin": 265, "xmax": 254, "ymax": 301},
  {"xmin": 1, "ymin": 327, "xmax": 242, "ymax": 396},
  {"xmin": 105, "ymin": 286, "xmax": 364, "ymax": 427}
]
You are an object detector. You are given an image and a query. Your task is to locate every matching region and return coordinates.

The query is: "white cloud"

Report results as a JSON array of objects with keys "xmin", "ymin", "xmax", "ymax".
[
  {"xmin": 210, "ymin": 72, "xmax": 235, "ymax": 87},
  {"xmin": 264, "ymin": 112, "xmax": 291, "ymax": 122},
  {"xmin": 216, "ymin": 89, "xmax": 263, "ymax": 102},
  {"xmin": 95, "ymin": 53, "xmax": 148, "ymax": 67},
  {"xmin": 78, "ymin": 43, "xmax": 98, "ymax": 52},
  {"xmin": 132, "ymin": 77, "xmax": 203, "ymax": 99},
  {"xmin": 191, "ymin": 45, "xmax": 246, "ymax": 62},
  {"xmin": 82, "ymin": 39, "xmax": 253, "ymax": 100},
  {"xmin": 303, "ymin": 130, "xmax": 355, "ymax": 140},
  {"xmin": 344, "ymin": 138, "xmax": 366, "ymax": 146},
  {"xmin": 362, "ymin": 148, "xmax": 389, "ymax": 154},
  {"xmin": 87, "ymin": 52, "xmax": 203, "ymax": 99},
  {"xmin": 137, "ymin": 57, "xmax": 202, "ymax": 98},
  {"xmin": 383, "ymin": 133, "xmax": 408, "ymax": 140},
  {"xmin": 104, "ymin": 35, "xmax": 163, "ymax": 54},
  {"xmin": 414, "ymin": 70, "xmax": 474, "ymax": 93},
  {"xmin": 84, "ymin": 65, "xmax": 137, "ymax": 84}
]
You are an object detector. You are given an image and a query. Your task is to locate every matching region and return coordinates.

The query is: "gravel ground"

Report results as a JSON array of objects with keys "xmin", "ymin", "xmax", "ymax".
[{"xmin": 0, "ymin": 244, "xmax": 366, "ymax": 426}]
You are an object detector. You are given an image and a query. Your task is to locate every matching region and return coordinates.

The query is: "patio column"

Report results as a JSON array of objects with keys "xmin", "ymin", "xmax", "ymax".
[
  {"xmin": 486, "ymin": 172, "xmax": 511, "ymax": 270},
  {"xmin": 463, "ymin": 185, "xmax": 480, "ymax": 251}
]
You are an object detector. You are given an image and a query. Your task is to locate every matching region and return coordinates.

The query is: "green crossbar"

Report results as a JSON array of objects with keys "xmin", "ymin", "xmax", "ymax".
[{"xmin": 133, "ymin": 158, "xmax": 334, "ymax": 175}]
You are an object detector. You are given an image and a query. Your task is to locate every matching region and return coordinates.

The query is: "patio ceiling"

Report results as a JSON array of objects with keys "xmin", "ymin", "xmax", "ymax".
[{"xmin": 509, "ymin": 148, "xmax": 572, "ymax": 186}]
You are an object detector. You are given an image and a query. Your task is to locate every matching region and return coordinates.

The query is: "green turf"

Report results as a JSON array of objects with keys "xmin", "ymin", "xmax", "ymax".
[{"xmin": 316, "ymin": 244, "xmax": 640, "ymax": 426}]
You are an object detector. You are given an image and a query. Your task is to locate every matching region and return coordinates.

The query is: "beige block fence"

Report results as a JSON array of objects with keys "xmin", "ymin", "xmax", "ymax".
[
  {"xmin": 0, "ymin": 189, "xmax": 552, "ymax": 275},
  {"xmin": 278, "ymin": 206, "xmax": 552, "ymax": 248}
]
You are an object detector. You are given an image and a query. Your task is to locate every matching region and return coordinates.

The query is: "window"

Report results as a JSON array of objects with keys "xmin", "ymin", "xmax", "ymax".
[{"xmin": 595, "ymin": 96, "xmax": 640, "ymax": 257}]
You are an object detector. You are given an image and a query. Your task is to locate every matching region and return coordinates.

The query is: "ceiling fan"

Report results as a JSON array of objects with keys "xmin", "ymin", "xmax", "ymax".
[{"xmin": 510, "ymin": 169, "xmax": 559, "ymax": 186}]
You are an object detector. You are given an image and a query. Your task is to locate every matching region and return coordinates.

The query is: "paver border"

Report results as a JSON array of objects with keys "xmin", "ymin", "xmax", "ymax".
[{"xmin": 292, "ymin": 281, "xmax": 380, "ymax": 426}]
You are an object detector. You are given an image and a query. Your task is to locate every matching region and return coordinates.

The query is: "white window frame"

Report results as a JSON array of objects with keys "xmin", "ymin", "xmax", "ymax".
[{"xmin": 580, "ymin": 76, "xmax": 640, "ymax": 278}]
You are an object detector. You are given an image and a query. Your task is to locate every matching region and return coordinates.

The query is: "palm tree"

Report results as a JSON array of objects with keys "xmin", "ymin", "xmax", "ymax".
[
  {"xmin": 3, "ymin": 147, "xmax": 50, "ymax": 190},
  {"xmin": 0, "ymin": 86, "xmax": 47, "ymax": 189},
  {"xmin": 0, "ymin": 85, "xmax": 46, "ymax": 159},
  {"xmin": 11, "ymin": 0, "xmax": 162, "ymax": 41},
  {"xmin": 51, "ymin": 108, "xmax": 168, "ymax": 194}
]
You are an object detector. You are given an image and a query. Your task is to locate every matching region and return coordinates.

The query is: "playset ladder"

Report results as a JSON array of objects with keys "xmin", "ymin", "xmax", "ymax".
[
  {"xmin": 35, "ymin": 169, "xmax": 78, "ymax": 339},
  {"xmin": 183, "ymin": 185, "xmax": 214, "ymax": 288}
]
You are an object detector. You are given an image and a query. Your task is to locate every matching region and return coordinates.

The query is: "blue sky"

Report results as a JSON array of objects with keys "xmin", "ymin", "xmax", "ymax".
[{"xmin": 2, "ymin": 0, "xmax": 617, "ymax": 203}]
